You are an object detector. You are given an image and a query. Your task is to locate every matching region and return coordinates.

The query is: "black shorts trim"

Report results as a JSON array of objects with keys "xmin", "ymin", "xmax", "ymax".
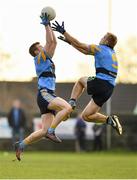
[
  {"xmin": 87, "ymin": 77, "xmax": 114, "ymax": 107},
  {"xmin": 37, "ymin": 89, "xmax": 56, "ymax": 115}
]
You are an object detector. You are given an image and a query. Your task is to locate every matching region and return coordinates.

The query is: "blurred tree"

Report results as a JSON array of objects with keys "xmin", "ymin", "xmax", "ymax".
[{"xmin": 117, "ymin": 36, "xmax": 137, "ymax": 83}]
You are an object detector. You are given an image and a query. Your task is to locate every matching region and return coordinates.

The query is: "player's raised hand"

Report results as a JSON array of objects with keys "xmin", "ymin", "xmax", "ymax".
[
  {"xmin": 58, "ymin": 36, "xmax": 71, "ymax": 45},
  {"xmin": 40, "ymin": 13, "xmax": 50, "ymax": 26},
  {"xmin": 52, "ymin": 21, "xmax": 66, "ymax": 34}
]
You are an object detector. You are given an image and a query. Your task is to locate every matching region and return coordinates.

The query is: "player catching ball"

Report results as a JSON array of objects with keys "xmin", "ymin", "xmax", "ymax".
[
  {"xmin": 52, "ymin": 21, "xmax": 122, "ymax": 135},
  {"xmin": 14, "ymin": 15, "xmax": 73, "ymax": 161}
]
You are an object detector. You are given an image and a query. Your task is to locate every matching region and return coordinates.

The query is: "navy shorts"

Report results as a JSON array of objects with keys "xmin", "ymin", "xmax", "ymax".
[
  {"xmin": 37, "ymin": 89, "xmax": 56, "ymax": 115},
  {"xmin": 87, "ymin": 77, "xmax": 114, "ymax": 107}
]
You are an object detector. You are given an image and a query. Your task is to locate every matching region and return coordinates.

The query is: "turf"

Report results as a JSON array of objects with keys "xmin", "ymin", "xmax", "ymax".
[{"xmin": 0, "ymin": 151, "xmax": 137, "ymax": 179}]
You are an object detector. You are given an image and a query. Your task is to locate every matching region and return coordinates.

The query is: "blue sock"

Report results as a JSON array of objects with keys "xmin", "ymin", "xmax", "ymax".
[
  {"xmin": 48, "ymin": 128, "xmax": 55, "ymax": 134},
  {"xmin": 19, "ymin": 141, "xmax": 26, "ymax": 149}
]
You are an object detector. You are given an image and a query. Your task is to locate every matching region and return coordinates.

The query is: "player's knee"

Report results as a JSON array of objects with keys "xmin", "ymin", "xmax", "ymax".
[
  {"xmin": 82, "ymin": 112, "xmax": 94, "ymax": 122},
  {"xmin": 78, "ymin": 77, "xmax": 84, "ymax": 84},
  {"xmin": 81, "ymin": 112, "xmax": 87, "ymax": 121},
  {"xmin": 78, "ymin": 77, "xmax": 86, "ymax": 88},
  {"xmin": 64, "ymin": 104, "xmax": 73, "ymax": 115},
  {"xmin": 40, "ymin": 129, "xmax": 47, "ymax": 138},
  {"xmin": 82, "ymin": 114, "xmax": 88, "ymax": 121}
]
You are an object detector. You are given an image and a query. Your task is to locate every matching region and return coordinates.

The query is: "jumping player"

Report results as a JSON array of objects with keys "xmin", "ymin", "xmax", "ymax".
[
  {"xmin": 14, "ymin": 16, "xmax": 72, "ymax": 161},
  {"xmin": 51, "ymin": 21, "xmax": 122, "ymax": 135}
]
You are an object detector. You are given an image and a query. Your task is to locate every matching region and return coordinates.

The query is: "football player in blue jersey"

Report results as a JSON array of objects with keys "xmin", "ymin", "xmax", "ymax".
[
  {"xmin": 52, "ymin": 21, "xmax": 122, "ymax": 136},
  {"xmin": 14, "ymin": 15, "xmax": 73, "ymax": 161}
]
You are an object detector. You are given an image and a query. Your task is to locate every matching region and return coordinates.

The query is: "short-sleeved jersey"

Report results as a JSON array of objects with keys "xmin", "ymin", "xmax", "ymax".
[
  {"xmin": 34, "ymin": 49, "xmax": 56, "ymax": 91},
  {"xmin": 90, "ymin": 44, "xmax": 118, "ymax": 86}
]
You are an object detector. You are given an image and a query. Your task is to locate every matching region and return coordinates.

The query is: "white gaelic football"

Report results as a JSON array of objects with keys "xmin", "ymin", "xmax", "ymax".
[{"xmin": 41, "ymin": 6, "xmax": 56, "ymax": 21}]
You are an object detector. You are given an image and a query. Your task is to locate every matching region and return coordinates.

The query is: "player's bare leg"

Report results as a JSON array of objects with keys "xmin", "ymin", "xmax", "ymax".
[
  {"xmin": 81, "ymin": 99, "xmax": 122, "ymax": 135},
  {"xmin": 70, "ymin": 77, "xmax": 88, "ymax": 99},
  {"xmin": 81, "ymin": 99, "xmax": 106, "ymax": 123},
  {"xmin": 14, "ymin": 113, "xmax": 54, "ymax": 161},
  {"xmin": 69, "ymin": 77, "xmax": 88, "ymax": 109},
  {"xmin": 46, "ymin": 97, "xmax": 73, "ymax": 142}
]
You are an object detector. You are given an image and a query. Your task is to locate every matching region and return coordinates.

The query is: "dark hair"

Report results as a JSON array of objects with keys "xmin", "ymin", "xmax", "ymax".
[
  {"xmin": 29, "ymin": 42, "xmax": 40, "ymax": 57},
  {"xmin": 106, "ymin": 33, "xmax": 117, "ymax": 48}
]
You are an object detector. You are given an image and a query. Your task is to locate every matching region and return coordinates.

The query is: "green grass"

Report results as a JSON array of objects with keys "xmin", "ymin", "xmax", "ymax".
[{"xmin": 0, "ymin": 151, "xmax": 137, "ymax": 179}]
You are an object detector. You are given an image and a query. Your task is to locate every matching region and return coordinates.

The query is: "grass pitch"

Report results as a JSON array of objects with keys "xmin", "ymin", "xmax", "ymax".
[{"xmin": 0, "ymin": 151, "xmax": 137, "ymax": 179}]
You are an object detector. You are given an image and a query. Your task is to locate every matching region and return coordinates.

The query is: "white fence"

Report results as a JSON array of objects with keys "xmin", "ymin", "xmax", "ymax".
[{"xmin": 0, "ymin": 117, "xmax": 94, "ymax": 140}]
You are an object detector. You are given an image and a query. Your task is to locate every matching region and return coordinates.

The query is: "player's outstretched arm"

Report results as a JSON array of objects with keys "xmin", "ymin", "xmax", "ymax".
[
  {"xmin": 52, "ymin": 21, "xmax": 90, "ymax": 55},
  {"xmin": 58, "ymin": 35, "xmax": 91, "ymax": 54},
  {"xmin": 44, "ymin": 25, "xmax": 57, "ymax": 58},
  {"xmin": 40, "ymin": 14, "xmax": 57, "ymax": 58},
  {"xmin": 64, "ymin": 32, "xmax": 90, "ymax": 55}
]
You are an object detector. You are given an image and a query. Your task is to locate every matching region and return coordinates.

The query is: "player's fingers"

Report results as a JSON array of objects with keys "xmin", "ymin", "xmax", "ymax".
[
  {"xmin": 58, "ymin": 37, "xmax": 64, "ymax": 41},
  {"xmin": 52, "ymin": 28, "xmax": 57, "ymax": 31},
  {"xmin": 51, "ymin": 25, "xmax": 57, "ymax": 29},
  {"xmin": 44, "ymin": 13, "xmax": 48, "ymax": 18},
  {"xmin": 57, "ymin": 36, "xmax": 61, "ymax": 39},
  {"xmin": 40, "ymin": 15, "xmax": 45, "ymax": 20},
  {"xmin": 58, "ymin": 36, "xmax": 64, "ymax": 40},
  {"xmin": 52, "ymin": 23, "xmax": 58, "ymax": 28},
  {"xmin": 52, "ymin": 23, "xmax": 57, "ymax": 27},
  {"xmin": 51, "ymin": 26, "xmax": 56, "ymax": 29},
  {"xmin": 55, "ymin": 21, "xmax": 60, "ymax": 26},
  {"xmin": 52, "ymin": 25, "xmax": 57, "ymax": 29},
  {"xmin": 62, "ymin": 21, "xmax": 64, "ymax": 27}
]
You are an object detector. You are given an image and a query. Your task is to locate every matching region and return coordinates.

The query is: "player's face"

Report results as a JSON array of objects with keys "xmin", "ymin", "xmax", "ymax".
[
  {"xmin": 35, "ymin": 44, "xmax": 43, "ymax": 55},
  {"xmin": 99, "ymin": 33, "xmax": 109, "ymax": 45},
  {"xmin": 36, "ymin": 44, "xmax": 43, "ymax": 51},
  {"xmin": 99, "ymin": 33, "xmax": 117, "ymax": 48}
]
